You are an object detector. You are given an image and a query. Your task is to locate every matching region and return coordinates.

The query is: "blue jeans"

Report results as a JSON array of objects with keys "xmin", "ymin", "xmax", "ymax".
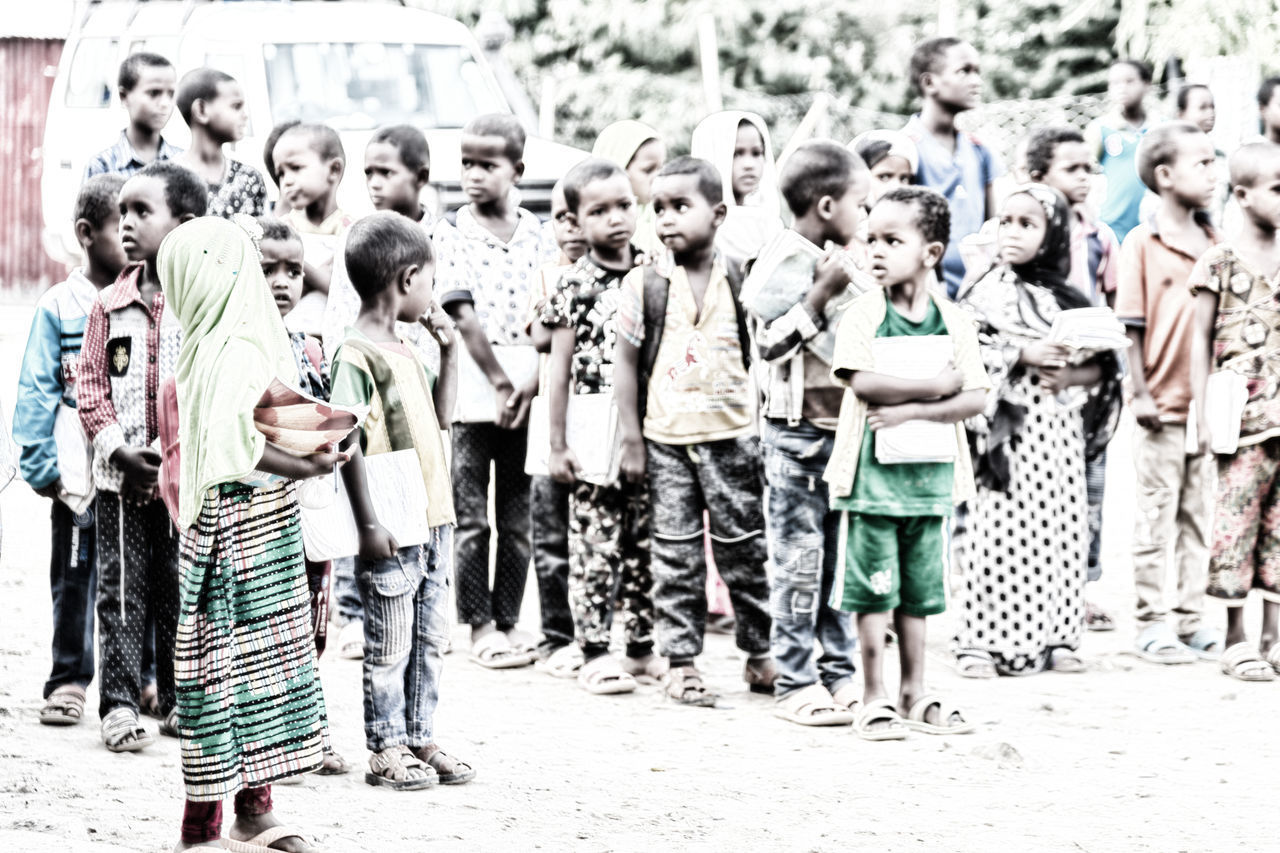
[
  {"xmin": 762, "ymin": 420, "xmax": 857, "ymax": 697},
  {"xmin": 333, "ymin": 556, "xmax": 363, "ymax": 625},
  {"xmin": 356, "ymin": 528, "xmax": 451, "ymax": 752}
]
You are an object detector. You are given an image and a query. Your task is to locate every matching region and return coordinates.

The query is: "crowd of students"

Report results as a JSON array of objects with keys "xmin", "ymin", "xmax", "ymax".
[{"xmin": 10, "ymin": 34, "xmax": 1280, "ymax": 851}]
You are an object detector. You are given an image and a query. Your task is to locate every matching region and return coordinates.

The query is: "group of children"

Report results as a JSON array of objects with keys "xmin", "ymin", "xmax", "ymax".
[{"xmin": 12, "ymin": 36, "xmax": 1280, "ymax": 851}]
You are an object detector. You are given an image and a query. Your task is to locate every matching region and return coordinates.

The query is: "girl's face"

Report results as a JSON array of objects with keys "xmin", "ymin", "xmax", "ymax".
[
  {"xmin": 260, "ymin": 237, "xmax": 305, "ymax": 318},
  {"xmin": 998, "ymin": 193, "xmax": 1048, "ymax": 266},
  {"xmin": 867, "ymin": 155, "xmax": 914, "ymax": 204},
  {"xmin": 626, "ymin": 138, "xmax": 665, "ymax": 205},
  {"xmin": 1180, "ymin": 88, "xmax": 1216, "ymax": 134},
  {"xmin": 731, "ymin": 121, "xmax": 766, "ymax": 204}
]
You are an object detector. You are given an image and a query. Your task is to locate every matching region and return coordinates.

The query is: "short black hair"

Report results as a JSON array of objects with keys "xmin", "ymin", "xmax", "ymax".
[
  {"xmin": 654, "ymin": 156, "xmax": 722, "ymax": 206},
  {"xmin": 75, "ymin": 173, "xmax": 126, "ymax": 228},
  {"xmin": 257, "ymin": 216, "xmax": 302, "ymax": 246},
  {"xmin": 1135, "ymin": 121, "xmax": 1204, "ymax": 193},
  {"xmin": 875, "ymin": 186, "xmax": 950, "ymax": 246},
  {"xmin": 344, "ymin": 211, "xmax": 434, "ymax": 301},
  {"xmin": 909, "ymin": 37, "xmax": 963, "ymax": 96},
  {"xmin": 118, "ymin": 52, "xmax": 173, "ymax": 93},
  {"xmin": 1176, "ymin": 83, "xmax": 1212, "ymax": 114},
  {"xmin": 263, "ymin": 119, "xmax": 301, "ymax": 188},
  {"xmin": 1258, "ymin": 76, "xmax": 1280, "ymax": 109},
  {"xmin": 1024, "ymin": 126, "xmax": 1086, "ymax": 178},
  {"xmin": 463, "ymin": 113, "xmax": 526, "ymax": 163},
  {"xmin": 561, "ymin": 157, "xmax": 626, "ymax": 213},
  {"xmin": 1227, "ymin": 142, "xmax": 1280, "ymax": 190},
  {"xmin": 853, "ymin": 138, "xmax": 892, "ymax": 170},
  {"xmin": 370, "ymin": 124, "xmax": 431, "ymax": 174},
  {"xmin": 779, "ymin": 140, "xmax": 865, "ymax": 218},
  {"xmin": 1113, "ymin": 58, "xmax": 1153, "ymax": 83},
  {"xmin": 132, "ymin": 161, "xmax": 208, "ymax": 218},
  {"xmin": 278, "ymin": 123, "xmax": 346, "ymax": 164},
  {"xmin": 176, "ymin": 67, "xmax": 236, "ymax": 125}
]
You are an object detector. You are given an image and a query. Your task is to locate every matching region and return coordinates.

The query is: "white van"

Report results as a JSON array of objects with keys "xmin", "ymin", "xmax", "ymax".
[{"xmin": 41, "ymin": 0, "xmax": 587, "ymax": 264}]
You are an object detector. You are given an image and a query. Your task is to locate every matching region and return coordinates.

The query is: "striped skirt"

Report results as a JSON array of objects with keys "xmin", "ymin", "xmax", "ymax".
[{"xmin": 175, "ymin": 480, "xmax": 328, "ymax": 801}]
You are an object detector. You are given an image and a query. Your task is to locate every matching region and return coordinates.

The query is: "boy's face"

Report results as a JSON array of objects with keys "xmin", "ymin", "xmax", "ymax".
[
  {"xmin": 550, "ymin": 185, "xmax": 587, "ymax": 262},
  {"xmin": 121, "ymin": 65, "xmax": 176, "ymax": 134},
  {"xmin": 460, "ymin": 134, "xmax": 521, "ymax": 206},
  {"xmin": 997, "ymin": 192, "xmax": 1048, "ymax": 266},
  {"xmin": 200, "ymin": 80, "xmax": 249, "ymax": 143},
  {"xmin": 823, "ymin": 169, "xmax": 870, "ymax": 246},
  {"xmin": 651, "ymin": 173, "xmax": 724, "ymax": 255},
  {"xmin": 627, "ymin": 138, "xmax": 665, "ymax": 205},
  {"xmin": 1181, "ymin": 88, "xmax": 1216, "ymax": 134},
  {"xmin": 397, "ymin": 260, "xmax": 436, "ymax": 324},
  {"xmin": 1237, "ymin": 154, "xmax": 1280, "ymax": 230},
  {"xmin": 272, "ymin": 133, "xmax": 341, "ymax": 210},
  {"xmin": 365, "ymin": 141, "xmax": 426, "ymax": 218},
  {"xmin": 118, "ymin": 175, "xmax": 181, "ymax": 263},
  {"xmin": 1163, "ymin": 133, "xmax": 1218, "ymax": 209},
  {"xmin": 731, "ymin": 123, "xmax": 766, "ymax": 202},
  {"xmin": 576, "ymin": 173, "xmax": 637, "ymax": 255},
  {"xmin": 80, "ymin": 210, "xmax": 128, "ymax": 277},
  {"xmin": 1040, "ymin": 140, "xmax": 1094, "ymax": 206},
  {"xmin": 868, "ymin": 155, "xmax": 914, "ymax": 205},
  {"xmin": 260, "ymin": 237, "xmax": 305, "ymax": 318},
  {"xmin": 865, "ymin": 200, "xmax": 940, "ymax": 285},
  {"xmin": 1108, "ymin": 64, "xmax": 1149, "ymax": 111},
  {"xmin": 926, "ymin": 43, "xmax": 982, "ymax": 112}
]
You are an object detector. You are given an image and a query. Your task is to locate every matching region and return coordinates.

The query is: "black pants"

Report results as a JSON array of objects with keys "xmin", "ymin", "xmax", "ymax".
[
  {"xmin": 44, "ymin": 500, "xmax": 97, "ymax": 698},
  {"xmin": 451, "ymin": 422, "xmax": 532, "ymax": 629},
  {"xmin": 94, "ymin": 492, "xmax": 180, "ymax": 718},
  {"xmin": 530, "ymin": 475, "xmax": 573, "ymax": 654}
]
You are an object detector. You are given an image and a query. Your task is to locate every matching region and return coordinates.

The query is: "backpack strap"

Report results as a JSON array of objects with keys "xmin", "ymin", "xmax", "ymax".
[
  {"xmin": 721, "ymin": 256, "xmax": 752, "ymax": 370},
  {"xmin": 340, "ymin": 338, "xmax": 414, "ymax": 450},
  {"xmin": 637, "ymin": 265, "xmax": 670, "ymax": 419}
]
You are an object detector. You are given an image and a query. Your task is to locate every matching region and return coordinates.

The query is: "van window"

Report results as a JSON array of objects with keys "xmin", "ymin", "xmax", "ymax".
[
  {"xmin": 65, "ymin": 38, "xmax": 118, "ymax": 107},
  {"xmin": 262, "ymin": 42, "xmax": 504, "ymax": 130}
]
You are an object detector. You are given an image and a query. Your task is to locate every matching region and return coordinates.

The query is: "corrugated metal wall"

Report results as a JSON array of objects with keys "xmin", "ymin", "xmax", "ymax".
[{"xmin": 0, "ymin": 39, "xmax": 68, "ymax": 295}]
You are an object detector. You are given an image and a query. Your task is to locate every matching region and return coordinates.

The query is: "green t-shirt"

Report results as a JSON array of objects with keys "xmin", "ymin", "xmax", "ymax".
[{"xmin": 832, "ymin": 299, "xmax": 955, "ymax": 518}]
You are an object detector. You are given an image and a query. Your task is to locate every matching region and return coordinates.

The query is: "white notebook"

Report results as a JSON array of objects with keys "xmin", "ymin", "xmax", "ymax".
[
  {"xmin": 300, "ymin": 448, "xmax": 433, "ymax": 561},
  {"xmin": 1185, "ymin": 370, "xmax": 1249, "ymax": 455},
  {"xmin": 452, "ymin": 344, "xmax": 540, "ymax": 424},
  {"xmin": 53, "ymin": 404, "xmax": 95, "ymax": 514},
  {"xmin": 870, "ymin": 335, "xmax": 957, "ymax": 465},
  {"xmin": 525, "ymin": 392, "xmax": 622, "ymax": 486}
]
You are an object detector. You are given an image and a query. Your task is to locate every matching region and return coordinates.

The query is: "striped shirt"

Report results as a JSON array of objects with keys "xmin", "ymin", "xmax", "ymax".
[{"xmin": 83, "ymin": 129, "xmax": 182, "ymax": 181}]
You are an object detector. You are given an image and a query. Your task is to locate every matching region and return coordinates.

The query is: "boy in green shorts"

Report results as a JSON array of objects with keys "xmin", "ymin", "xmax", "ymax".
[{"xmin": 824, "ymin": 186, "xmax": 988, "ymax": 741}]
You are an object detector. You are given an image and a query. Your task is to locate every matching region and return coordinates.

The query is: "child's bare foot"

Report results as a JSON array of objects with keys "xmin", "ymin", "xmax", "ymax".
[{"xmin": 228, "ymin": 811, "xmax": 317, "ymax": 852}]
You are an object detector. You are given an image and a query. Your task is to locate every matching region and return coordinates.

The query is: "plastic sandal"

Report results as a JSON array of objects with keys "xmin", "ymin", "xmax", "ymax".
[
  {"xmin": 232, "ymin": 825, "xmax": 318, "ymax": 851},
  {"xmin": 1135, "ymin": 623, "xmax": 1196, "ymax": 665},
  {"xmin": 664, "ymin": 666, "xmax": 717, "ymax": 708},
  {"xmin": 620, "ymin": 653, "xmax": 668, "ymax": 683},
  {"xmin": 1048, "ymin": 647, "xmax": 1086, "ymax": 673},
  {"xmin": 899, "ymin": 693, "xmax": 975, "ymax": 735},
  {"xmin": 469, "ymin": 631, "xmax": 536, "ymax": 670},
  {"xmin": 854, "ymin": 700, "xmax": 909, "ymax": 742},
  {"xmin": 773, "ymin": 683, "xmax": 854, "ymax": 727},
  {"xmin": 1220, "ymin": 642, "xmax": 1277, "ymax": 682},
  {"xmin": 954, "ymin": 649, "xmax": 997, "ymax": 679},
  {"xmin": 101, "ymin": 707, "xmax": 152, "ymax": 753},
  {"xmin": 39, "ymin": 684, "xmax": 86, "ymax": 727},
  {"xmin": 1180, "ymin": 627, "xmax": 1225, "ymax": 661},
  {"xmin": 535, "ymin": 644, "xmax": 584, "ymax": 679},
  {"xmin": 578, "ymin": 654, "xmax": 638, "ymax": 695},
  {"xmin": 1266, "ymin": 642, "xmax": 1280, "ymax": 675}
]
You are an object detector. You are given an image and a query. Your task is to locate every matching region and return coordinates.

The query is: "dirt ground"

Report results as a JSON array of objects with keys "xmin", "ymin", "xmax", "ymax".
[{"xmin": 0, "ymin": 301, "xmax": 1274, "ymax": 853}]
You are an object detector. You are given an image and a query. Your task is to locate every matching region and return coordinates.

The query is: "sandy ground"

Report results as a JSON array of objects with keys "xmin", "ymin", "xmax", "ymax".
[{"xmin": 0, "ymin": 300, "xmax": 1275, "ymax": 853}]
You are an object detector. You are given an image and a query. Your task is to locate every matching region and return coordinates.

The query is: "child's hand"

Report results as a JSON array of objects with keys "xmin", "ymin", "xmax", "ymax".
[
  {"xmin": 931, "ymin": 362, "xmax": 965, "ymax": 398},
  {"xmin": 497, "ymin": 375, "xmax": 537, "ymax": 430},
  {"xmin": 812, "ymin": 250, "xmax": 852, "ymax": 300},
  {"xmin": 1130, "ymin": 390, "xmax": 1163, "ymax": 432},
  {"xmin": 421, "ymin": 300, "xmax": 456, "ymax": 349},
  {"xmin": 357, "ymin": 522, "xmax": 398, "ymax": 562},
  {"xmin": 1019, "ymin": 341, "xmax": 1070, "ymax": 368},
  {"xmin": 299, "ymin": 449, "xmax": 350, "ymax": 480},
  {"xmin": 619, "ymin": 437, "xmax": 646, "ymax": 484},
  {"xmin": 549, "ymin": 447, "xmax": 581, "ymax": 484},
  {"xmin": 33, "ymin": 478, "xmax": 63, "ymax": 501},
  {"xmin": 112, "ymin": 446, "xmax": 161, "ymax": 499},
  {"xmin": 867, "ymin": 403, "xmax": 919, "ymax": 432},
  {"xmin": 1039, "ymin": 365, "xmax": 1070, "ymax": 394}
]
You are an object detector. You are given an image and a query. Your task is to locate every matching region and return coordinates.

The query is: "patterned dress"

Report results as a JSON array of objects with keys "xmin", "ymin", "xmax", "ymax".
[{"xmin": 204, "ymin": 159, "xmax": 267, "ymax": 219}]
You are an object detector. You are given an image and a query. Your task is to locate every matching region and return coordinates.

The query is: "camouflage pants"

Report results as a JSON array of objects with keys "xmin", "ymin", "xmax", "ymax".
[{"xmin": 568, "ymin": 479, "xmax": 654, "ymax": 657}]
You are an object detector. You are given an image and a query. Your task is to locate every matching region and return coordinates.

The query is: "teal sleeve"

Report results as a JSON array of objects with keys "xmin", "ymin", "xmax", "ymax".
[{"xmin": 14, "ymin": 304, "xmax": 65, "ymax": 488}]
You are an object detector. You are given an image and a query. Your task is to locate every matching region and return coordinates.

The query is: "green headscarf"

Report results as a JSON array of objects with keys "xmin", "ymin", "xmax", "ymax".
[{"xmin": 159, "ymin": 217, "xmax": 299, "ymax": 529}]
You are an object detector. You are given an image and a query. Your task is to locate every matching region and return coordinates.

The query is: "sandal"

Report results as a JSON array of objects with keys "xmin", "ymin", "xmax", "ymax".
[
  {"xmin": 40, "ymin": 684, "xmax": 86, "ymax": 726},
  {"xmin": 159, "ymin": 707, "xmax": 180, "ymax": 738},
  {"xmin": 898, "ymin": 693, "xmax": 975, "ymax": 735},
  {"xmin": 101, "ymin": 707, "xmax": 153, "ymax": 753},
  {"xmin": 773, "ymin": 683, "xmax": 854, "ymax": 727},
  {"xmin": 854, "ymin": 699, "xmax": 909, "ymax": 741},
  {"xmin": 619, "ymin": 652, "xmax": 668, "ymax": 683},
  {"xmin": 1085, "ymin": 602, "xmax": 1116, "ymax": 632},
  {"xmin": 1180, "ymin": 627, "xmax": 1225, "ymax": 661},
  {"xmin": 469, "ymin": 631, "xmax": 536, "ymax": 670},
  {"xmin": 317, "ymin": 749, "xmax": 352, "ymax": 776},
  {"xmin": 413, "ymin": 745, "xmax": 476, "ymax": 785},
  {"xmin": 231, "ymin": 825, "xmax": 318, "ymax": 852},
  {"xmin": 365, "ymin": 745, "xmax": 438, "ymax": 790},
  {"xmin": 534, "ymin": 644, "xmax": 584, "ymax": 679},
  {"xmin": 954, "ymin": 649, "xmax": 997, "ymax": 679},
  {"xmin": 664, "ymin": 665, "xmax": 717, "ymax": 707},
  {"xmin": 831, "ymin": 683, "xmax": 860, "ymax": 711},
  {"xmin": 337, "ymin": 620, "xmax": 365, "ymax": 660},
  {"xmin": 504, "ymin": 628, "xmax": 539, "ymax": 656},
  {"xmin": 1135, "ymin": 623, "xmax": 1196, "ymax": 665},
  {"xmin": 1220, "ymin": 641, "xmax": 1277, "ymax": 682},
  {"xmin": 139, "ymin": 682, "xmax": 161, "ymax": 719},
  {"xmin": 1048, "ymin": 647, "xmax": 1086, "ymax": 674},
  {"xmin": 1266, "ymin": 641, "xmax": 1280, "ymax": 675},
  {"xmin": 578, "ymin": 654, "xmax": 638, "ymax": 695},
  {"xmin": 743, "ymin": 656, "xmax": 778, "ymax": 695}
]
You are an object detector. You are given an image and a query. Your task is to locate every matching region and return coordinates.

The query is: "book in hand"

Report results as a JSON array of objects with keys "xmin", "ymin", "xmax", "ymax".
[
  {"xmin": 300, "ymin": 448, "xmax": 433, "ymax": 561},
  {"xmin": 53, "ymin": 404, "xmax": 94, "ymax": 513},
  {"xmin": 453, "ymin": 344, "xmax": 539, "ymax": 424},
  {"xmin": 870, "ymin": 335, "xmax": 957, "ymax": 465},
  {"xmin": 525, "ymin": 392, "xmax": 622, "ymax": 485},
  {"xmin": 1184, "ymin": 370, "xmax": 1248, "ymax": 456},
  {"xmin": 1048, "ymin": 307, "xmax": 1131, "ymax": 358}
]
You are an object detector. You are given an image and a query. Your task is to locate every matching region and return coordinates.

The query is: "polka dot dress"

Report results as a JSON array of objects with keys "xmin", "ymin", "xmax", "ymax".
[{"xmin": 955, "ymin": 372, "xmax": 1087, "ymax": 675}]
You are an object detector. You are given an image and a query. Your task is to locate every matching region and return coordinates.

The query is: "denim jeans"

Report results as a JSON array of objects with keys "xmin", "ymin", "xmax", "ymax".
[
  {"xmin": 332, "ymin": 556, "xmax": 363, "ymax": 625},
  {"xmin": 356, "ymin": 528, "xmax": 451, "ymax": 752},
  {"xmin": 761, "ymin": 420, "xmax": 857, "ymax": 697},
  {"xmin": 45, "ymin": 500, "xmax": 97, "ymax": 697}
]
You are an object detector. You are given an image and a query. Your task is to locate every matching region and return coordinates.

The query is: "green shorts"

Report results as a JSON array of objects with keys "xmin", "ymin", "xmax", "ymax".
[{"xmin": 831, "ymin": 512, "xmax": 947, "ymax": 617}]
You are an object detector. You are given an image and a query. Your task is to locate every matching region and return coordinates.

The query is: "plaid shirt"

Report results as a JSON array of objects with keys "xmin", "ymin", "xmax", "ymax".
[{"xmin": 83, "ymin": 130, "xmax": 182, "ymax": 181}]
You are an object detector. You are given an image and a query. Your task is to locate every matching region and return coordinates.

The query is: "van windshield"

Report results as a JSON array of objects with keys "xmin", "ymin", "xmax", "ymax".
[{"xmin": 263, "ymin": 42, "xmax": 505, "ymax": 129}]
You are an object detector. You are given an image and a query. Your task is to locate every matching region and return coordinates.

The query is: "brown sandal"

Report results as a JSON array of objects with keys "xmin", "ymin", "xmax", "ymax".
[
  {"xmin": 40, "ymin": 684, "xmax": 86, "ymax": 726},
  {"xmin": 365, "ymin": 746, "xmax": 437, "ymax": 790},
  {"xmin": 413, "ymin": 745, "xmax": 476, "ymax": 785},
  {"xmin": 664, "ymin": 665, "xmax": 717, "ymax": 707}
]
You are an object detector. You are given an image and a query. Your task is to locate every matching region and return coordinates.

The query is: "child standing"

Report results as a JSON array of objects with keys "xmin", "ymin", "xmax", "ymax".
[
  {"xmin": 1086, "ymin": 59, "xmax": 1154, "ymax": 244},
  {"xmin": 1115, "ymin": 122, "xmax": 1222, "ymax": 664},
  {"xmin": 691, "ymin": 111, "xmax": 784, "ymax": 266},
  {"xmin": 744, "ymin": 141, "xmax": 868, "ymax": 725},
  {"xmin": 438, "ymin": 114, "xmax": 558, "ymax": 668},
  {"xmin": 175, "ymin": 68, "xmax": 267, "ymax": 218},
  {"xmin": 593, "ymin": 120, "xmax": 666, "ymax": 258},
  {"xmin": 903, "ymin": 37, "xmax": 1002, "ymax": 298},
  {"xmin": 160, "ymin": 216, "xmax": 333, "ymax": 852},
  {"xmin": 1189, "ymin": 142, "xmax": 1280, "ymax": 682},
  {"xmin": 332, "ymin": 212, "xmax": 475, "ymax": 790},
  {"xmin": 84, "ymin": 53, "xmax": 181, "ymax": 180},
  {"xmin": 614, "ymin": 157, "xmax": 774, "ymax": 706},
  {"xmin": 542, "ymin": 158, "xmax": 658, "ymax": 694},
  {"xmin": 827, "ymin": 186, "xmax": 988, "ymax": 738},
  {"xmin": 77, "ymin": 161, "xmax": 207, "ymax": 751},
  {"xmin": 15, "ymin": 174, "xmax": 126, "ymax": 726}
]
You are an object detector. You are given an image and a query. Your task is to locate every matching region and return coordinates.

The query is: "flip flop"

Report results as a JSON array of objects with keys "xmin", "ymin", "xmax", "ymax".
[
  {"xmin": 1220, "ymin": 641, "xmax": 1276, "ymax": 682},
  {"xmin": 469, "ymin": 631, "xmax": 536, "ymax": 670},
  {"xmin": 854, "ymin": 699, "xmax": 908, "ymax": 742},
  {"xmin": 40, "ymin": 684, "xmax": 86, "ymax": 726},
  {"xmin": 899, "ymin": 693, "xmax": 976, "ymax": 735},
  {"xmin": 231, "ymin": 825, "xmax": 318, "ymax": 851},
  {"xmin": 578, "ymin": 654, "xmax": 638, "ymax": 695},
  {"xmin": 773, "ymin": 683, "xmax": 854, "ymax": 727}
]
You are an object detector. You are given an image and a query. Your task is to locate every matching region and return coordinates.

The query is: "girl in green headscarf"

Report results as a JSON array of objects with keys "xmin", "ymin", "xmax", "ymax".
[
  {"xmin": 593, "ymin": 119, "xmax": 666, "ymax": 258},
  {"xmin": 160, "ymin": 216, "xmax": 345, "ymax": 852}
]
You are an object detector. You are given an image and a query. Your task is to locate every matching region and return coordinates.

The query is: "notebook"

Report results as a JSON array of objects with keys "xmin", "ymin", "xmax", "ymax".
[
  {"xmin": 1185, "ymin": 371, "xmax": 1249, "ymax": 455},
  {"xmin": 300, "ymin": 448, "xmax": 433, "ymax": 561},
  {"xmin": 871, "ymin": 335, "xmax": 958, "ymax": 465},
  {"xmin": 453, "ymin": 344, "xmax": 540, "ymax": 423},
  {"xmin": 525, "ymin": 392, "xmax": 622, "ymax": 486}
]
